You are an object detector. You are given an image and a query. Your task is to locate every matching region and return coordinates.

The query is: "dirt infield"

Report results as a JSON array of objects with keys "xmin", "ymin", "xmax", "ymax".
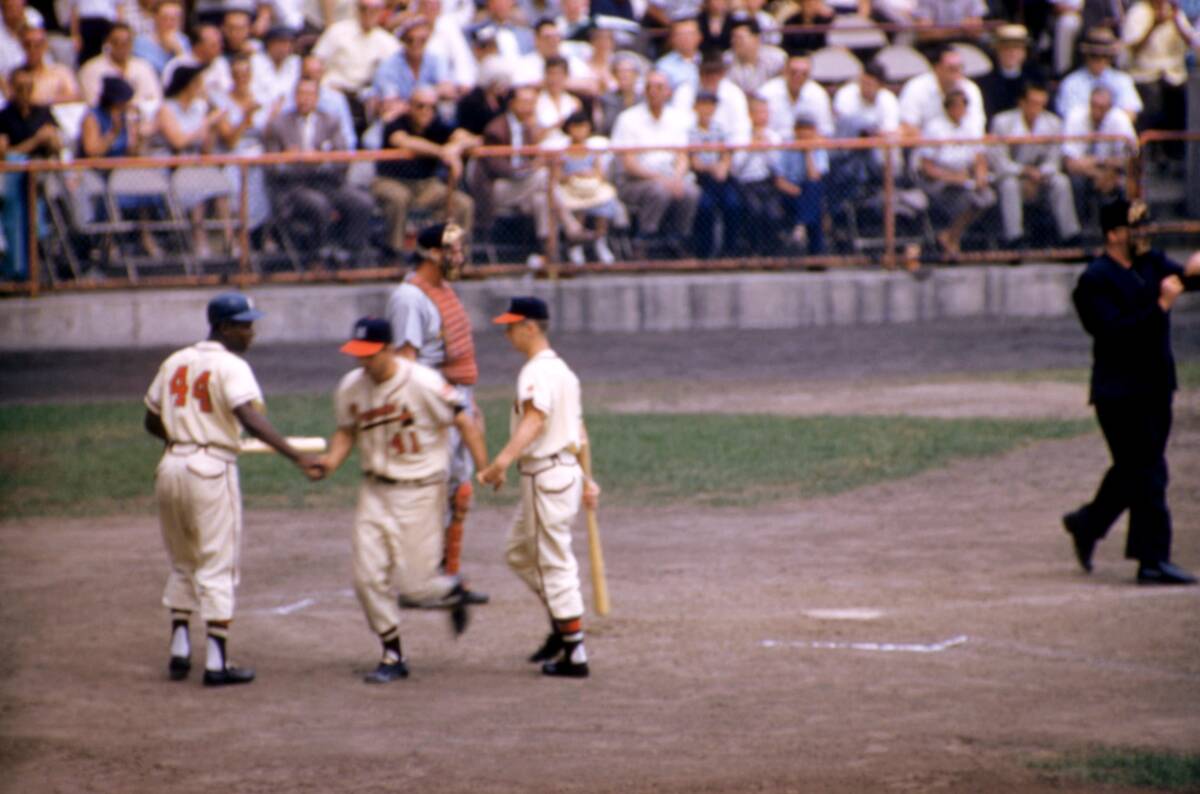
[{"xmin": 2, "ymin": 319, "xmax": 1199, "ymax": 793}]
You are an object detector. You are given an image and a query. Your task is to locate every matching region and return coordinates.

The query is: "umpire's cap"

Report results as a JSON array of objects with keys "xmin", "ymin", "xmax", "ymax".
[
  {"xmin": 207, "ymin": 291, "xmax": 264, "ymax": 326},
  {"xmin": 493, "ymin": 296, "xmax": 549, "ymax": 324},
  {"xmin": 340, "ymin": 316, "xmax": 393, "ymax": 356}
]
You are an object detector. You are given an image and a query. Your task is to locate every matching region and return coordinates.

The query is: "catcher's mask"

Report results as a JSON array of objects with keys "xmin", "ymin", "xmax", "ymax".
[
  {"xmin": 415, "ymin": 222, "xmax": 466, "ymax": 279},
  {"xmin": 1128, "ymin": 200, "xmax": 1152, "ymax": 256}
]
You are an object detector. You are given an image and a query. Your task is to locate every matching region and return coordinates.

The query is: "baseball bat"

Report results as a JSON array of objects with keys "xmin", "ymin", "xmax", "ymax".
[
  {"xmin": 578, "ymin": 444, "xmax": 611, "ymax": 616},
  {"xmin": 240, "ymin": 436, "xmax": 328, "ymax": 455}
]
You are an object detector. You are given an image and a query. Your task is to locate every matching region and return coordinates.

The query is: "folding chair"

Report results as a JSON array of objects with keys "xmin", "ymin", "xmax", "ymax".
[
  {"xmin": 810, "ymin": 46, "xmax": 864, "ymax": 86},
  {"xmin": 874, "ymin": 44, "xmax": 931, "ymax": 85},
  {"xmin": 107, "ymin": 167, "xmax": 192, "ymax": 280},
  {"xmin": 951, "ymin": 42, "xmax": 992, "ymax": 79},
  {"xmin": 826, "ymin": 15, "xmax": 888, "ymax": 53},
  {"xmin": 171, "ymin": 166, "xmax": 236, "ymax": 268},
  {"xmin": 39, "ymin": 169, "xmax": 113, "ymax": 283}
]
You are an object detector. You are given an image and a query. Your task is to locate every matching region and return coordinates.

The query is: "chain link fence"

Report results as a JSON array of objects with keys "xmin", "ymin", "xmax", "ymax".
[{"xmin": 3, "ymin": 130, "xmax": 1196, "ymax": 293}]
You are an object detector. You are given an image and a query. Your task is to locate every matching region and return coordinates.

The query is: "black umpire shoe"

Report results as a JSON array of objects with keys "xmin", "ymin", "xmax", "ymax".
[
  {"xmin": 447, "ymin": 584, "xmax": 470, "ymax": 637},
  {"xmin": 363, "ymin": 659, "xmax": 410, "ymax": 684},
  {"xmin": 1062, "ymin": 510, "xmax": 1096, "ymax": 573},
  {"xmin": 542, "ymin": 658, "xmax": 589, "ymax": 678},
  {"xmin": 202, "ymin": 665, "xmax": 256, "ymax": 687},
  {"xmin": 528, "ymin": 632, "xmax": 563, "ymax": 663},
  {"xmin": 168, "ymin": 656, "xmax": 191, "ymax": 681},
  {"xmin": 1136, "ymin": 561, "xmax": 1198, "ymax": 586}
]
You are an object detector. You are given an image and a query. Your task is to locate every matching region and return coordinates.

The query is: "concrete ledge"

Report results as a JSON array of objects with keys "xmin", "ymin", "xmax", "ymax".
[{"xmin": 0, "ymin": 264, "xmax": 1190, "ymax": 351}]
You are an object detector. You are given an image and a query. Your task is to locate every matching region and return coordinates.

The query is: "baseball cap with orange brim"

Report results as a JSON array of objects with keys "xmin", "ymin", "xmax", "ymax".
[
  {"xmin": 493, "ymin": 296, "xmax": 550, "ymax": 325},
  {"xmin": 340, "ymin": 316, "xmax": 393, "ymax": 356}
]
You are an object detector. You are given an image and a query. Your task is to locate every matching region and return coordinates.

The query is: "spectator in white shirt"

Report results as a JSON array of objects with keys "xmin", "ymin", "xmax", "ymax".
[
  {"xmin": 732, "ymin": 94, "xmax": 784, "ymax": 254},
  {"xmin": 311, "ymin": 0, "xmax": 399, "ymax": 96},
  {"xmin": 610, "ymin": 70, "xmax": 700, "ymax": 248},
  {"xmin": 250, "ymin": 25, "xmax": 299, "ymax": 110},
  {"xmin": 988, "ymin": 81, "xmax": 1080, "ymax": 247},
  {"xmin": 725, "ymin": 15, "xmax": 785, "ymax": 98},
  {"xmin": 758, "ymin": 53, "xmax": 833, "ymax": 140},
  {"xmin": 0, "ymin": 0, "xmax": 38, "ymax": 88},
  {"xmin": 1121, "ymin": 0, "xmax": 1188, "ymax": 145},
  {"xmin": 1056, "ymin": 27, "xmax": 1142, "ymax": 122},
  {"xmin": 833, "ymin": 59, "xmax": 898, "ymax": 143},
  {"xmin": 534, "ymin": 55, "xmax": 582, "ymax": 131},
  {"xmin": 513, "ymin": 16, "xmax": 593, "ymax": 94},
  {"xmin": 79, "ymin": 22, "xmax": 162, "ymax": 123},
  {"xmin": 418, "ymin": 0, "xmax": 477, "ymax": 91},
  {"xmin": 1062, "ymin": 85, "xmax": 1137, "ymax": 223},
  {"xmin": 898, "ymin": 44, "xmax": 985, "ymax": 137},
  {"xmin": 916, "ymin": 88, "xmax": 996, "ymax": 258}
]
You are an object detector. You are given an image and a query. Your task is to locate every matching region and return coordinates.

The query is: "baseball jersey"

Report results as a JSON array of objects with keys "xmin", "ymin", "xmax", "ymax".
[
  {"xmin": 144, "ymin": 340, "xmax": 264, "ymax": 451},
  {"xmin": 335, "ymin": 357, "xmax": 467, "ymax": 480},
  {"xmin": 512, "ymin": 349, "xmax": 583, "ymax": 460}
]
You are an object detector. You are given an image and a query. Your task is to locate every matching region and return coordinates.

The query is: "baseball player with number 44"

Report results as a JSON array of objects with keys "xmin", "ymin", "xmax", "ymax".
[
  {"xmin": 143, "ymin": 292, "xmax": 325, "ymax": 688},
  {"xmin": 478, "ymin": 297, "xmax": 601, "ymax": 679}
]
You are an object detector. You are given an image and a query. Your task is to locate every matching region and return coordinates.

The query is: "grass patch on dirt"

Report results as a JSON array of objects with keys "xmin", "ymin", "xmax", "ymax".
[
  {"xmin": 1, "ymin": 394, "xmax": 1091, "ymax": 518},
  {"xmin": 1033, "ymin": 748, "xmax": 1200, "ymax": 790}
]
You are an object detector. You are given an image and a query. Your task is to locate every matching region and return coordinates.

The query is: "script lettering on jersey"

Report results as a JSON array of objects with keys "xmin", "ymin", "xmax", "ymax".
[
  {"xmin": 358, "ymin": 402, "xmax": 415, "ymax": 431},
  {"xmin": 168, "ymin": 366, "xmax": 213, "ymax": 413}
]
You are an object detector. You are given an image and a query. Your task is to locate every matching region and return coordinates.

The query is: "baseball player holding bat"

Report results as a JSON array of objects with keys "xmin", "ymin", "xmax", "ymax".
[
  {"xmin": 318, "ymin": 317, "xmax": 489, "ymax": 684},
  {"xmin": 143, "ymin": 292, "xmax": 324, "ymax": 687},
  {"xmin": 478, "ymin": 297, "xmax": 601, "ymax": 679},
  {"xmin": 386, "ymin": 222, "xmax": 489, "ymax": 607}
]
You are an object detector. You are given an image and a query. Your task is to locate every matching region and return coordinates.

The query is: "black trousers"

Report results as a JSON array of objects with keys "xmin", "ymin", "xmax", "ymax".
[{"xmin": 1075, "ymin": 392, "xmax": 1174, "ymax": 564}]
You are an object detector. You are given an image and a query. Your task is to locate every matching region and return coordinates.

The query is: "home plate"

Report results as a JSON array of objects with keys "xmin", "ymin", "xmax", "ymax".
[{"xmin": 804, "ymin": 608, "xmax": 884, "ymax": 621}]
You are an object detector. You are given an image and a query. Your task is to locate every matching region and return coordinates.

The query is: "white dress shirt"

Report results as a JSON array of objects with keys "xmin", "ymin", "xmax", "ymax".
[
  {"xmin": 898, "ymin": 71, "xmax": 986, "ymax": 134},
  {"xmin": 758, "ymin": 76, "xmax": 834, "ymax": 138},
  {"xmin": 610, "ymin": 102, "xmax": 690, "ymax": 176}
]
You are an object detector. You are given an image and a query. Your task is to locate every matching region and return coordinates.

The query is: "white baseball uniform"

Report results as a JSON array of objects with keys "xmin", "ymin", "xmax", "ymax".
[
  {"xmin": 503, "ymin": 349, "xmax": 587, "ymax": 621},
  {"xmin": 334, "ymin": 356, "xmax": 469, "ymax": 634},
  {"xmin": 144, "ymin": 340, "xmax": 264, "ymax": 623}
]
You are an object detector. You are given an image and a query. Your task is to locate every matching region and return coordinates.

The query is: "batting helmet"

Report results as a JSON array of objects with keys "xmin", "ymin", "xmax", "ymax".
[{"xmin": 207, "ymin": 292, "xmax": 265, "ymax": 326}]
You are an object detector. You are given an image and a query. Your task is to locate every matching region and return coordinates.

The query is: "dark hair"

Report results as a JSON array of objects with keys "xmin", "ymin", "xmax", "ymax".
[
  {"xmin": 544, "ymin": 54, "xmax": 567, "ymax": 71},
  {"xmin": 106, "ymin": 21, "xmax": 132, "ymax": 39},
  {"xmin": 164, "ymin": 63, "xmax": 205, "ymax": 97},
  {"xmin": 942, "ymin": 88, "xmax": 967, "ymax": 108},
  {"xmin": 729, "ymin": 16, "xmax": 760, "ymax": 35},
  {"xmin": 928, "ymin": 43, "xmax": 955, "ymax": 66},
  {"xmin": 535, "ymin": 16, "xmax": 557, "ymax": 32},
  {"xmin": 191, "ymin": 23, "xmax": 219, "ymax": 46},
  {"xmin": 863, "ymin": 59, "xmax": 886, "ymax": 83},
  {"xmin": 1020, "ymin": 79, "xmax": 1048, "ymax": 99},
  {"xmin": 562, "ymin": 109, "xmax": 590, "ymax": 131}
]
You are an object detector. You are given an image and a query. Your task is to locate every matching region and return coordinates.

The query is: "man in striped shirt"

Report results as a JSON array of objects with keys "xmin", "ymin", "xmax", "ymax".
[{"xmin": 385, "ymin": 222, "xmax": 490, "ymax": 608}]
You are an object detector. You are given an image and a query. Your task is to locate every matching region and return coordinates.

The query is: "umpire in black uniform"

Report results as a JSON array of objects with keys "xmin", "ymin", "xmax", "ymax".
[{"xmin": 1063, "ymin": 199, "xmax": 1200, "ymax": 585}]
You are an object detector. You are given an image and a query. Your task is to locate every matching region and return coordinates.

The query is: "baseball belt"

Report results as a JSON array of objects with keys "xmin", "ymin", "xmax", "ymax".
[
  {"xmin": 518, "ymin": 452, "xmax": 578, "ymax": 476},
  {"xmin": 362, "ymin": 471, "xmax": 446, "ymax": 488}
]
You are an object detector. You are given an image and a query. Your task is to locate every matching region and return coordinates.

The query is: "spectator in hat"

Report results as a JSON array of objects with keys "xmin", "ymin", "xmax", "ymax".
[
  {"xmin": 775, "ymin": 111, "xmax": 828, "ymax": 255},
  {"xmin": 1062, "ymin": 85, "xmax": 1137, "ymax": 224},
  {"xmin": 726, "ymin": 15, "xmax": 785, "ymax": 97},
  {"xmin": 596, "ymin": 51, "xmax": 643, "ymax": 136},
  {"xmin": 610, "ymin": 70, "xmax": 699, "ymax": 253},
  {"xmin": 688, "ymin": 88, "xmax": 739, "ymax": 258},
  {"xmin": 150, "ymin": 62, "xmax": 235, "ymax": 257},
  {"xmin": 370, "ymin": 84, "xmax": 475, "ymax": 255},
  {"xmin": 916, "ymin": 87, "xmax": 996, "ymax": 259},
  {"xmin": 655, "ymin": 17, "xmax": 702, "ymax": 92},
  {"xmin": 0, "ymin": 64, "xmax": 61, "ymax": 158},
  {"xmin": 251, "ymin": 25, "xmax": 300, "ymax": 110},
  {"xmin": 79, "ymin": 21, "xmax": 162, "ymax": 114},
  {"xmin": 1121, "ymin": 0, "xmax": 1189, "ymax": 146},
  {"xmin": 673, "ymin": 48, "xmax": 751, "ymax": 144},
  {"xmin": 1056, "ymin": 27, "xmax": 1142, "ymax": 122},
  {"xmin": 989, "ymin": 80, "xmax": 1081, "ymax": 249},
  {"xmin": 780, "ymin": 0, "xmax": 834, "ymax": 55},
  {"xmin": 20, "ymin": 23, "xmax": 81, "ymax": 104},
  {"xmin": 898, "ymin": 44, "xmax": 985, "ymax": 137},
  {"xmin": 80, "ymin": 73, "xmax": 137, "ymax": 157},
  {"xmin": 263, "ymin": 77, "xmax": 375, "ymax": 262},
  {"xmin": 163, "ymin": 24, "xmax": 233, "ymax": 101},
  {"xmin": 978, "ymin": 23, "xmax": 1045, "ymax": 118},
  {"xmin": 455, "ymin": 53, "xmax": 510, "ymax": 135},
  {"xmin": 132, "ymin": 0, "xmax": 188, "ymax": 76},
  {"xmin": 759, "ymin": 53, "xmax": 833, "ymax": 139},
  {"xmin": 371, "ymin": 17, "xmax": 455, "ymax": 122}
]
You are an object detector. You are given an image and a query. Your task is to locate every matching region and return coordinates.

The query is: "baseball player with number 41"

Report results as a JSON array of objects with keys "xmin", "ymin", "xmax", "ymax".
[{"xmin": 478, "ymin": 297, "xmax": 601, "ymax": 679}]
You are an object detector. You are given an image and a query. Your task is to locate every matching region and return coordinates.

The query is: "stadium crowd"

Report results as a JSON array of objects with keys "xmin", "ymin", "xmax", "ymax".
[{"xmin": 1, "ymin": 0, "xmax": 1198, "ymax": 274}]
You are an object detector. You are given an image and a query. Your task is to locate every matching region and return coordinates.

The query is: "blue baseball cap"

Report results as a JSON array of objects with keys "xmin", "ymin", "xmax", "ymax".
[
  {"xmin": 207, "ymin": 291, "xmax": 264, "ymax": 325},
  {"xmin": 340, "ymin": 316, "xmax": 393, "ymax": 356},
  {"xmin": 493, "ymin": 296, "xmax": 549, "ymax": 324}
]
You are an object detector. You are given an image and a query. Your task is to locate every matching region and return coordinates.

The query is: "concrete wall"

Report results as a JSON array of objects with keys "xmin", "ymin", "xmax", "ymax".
[{"xmin": 0, "ymin": 264, "xmax": 1184, "ymax": 351}]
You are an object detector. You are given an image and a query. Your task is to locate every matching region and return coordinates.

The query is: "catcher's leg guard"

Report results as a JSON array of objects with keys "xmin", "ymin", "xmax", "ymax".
[{"xmin": 443, "ymin": 482, "xmax": 472, "ymax": 575}]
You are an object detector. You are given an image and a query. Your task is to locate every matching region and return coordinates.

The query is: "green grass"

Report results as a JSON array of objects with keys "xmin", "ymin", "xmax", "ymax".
[
  {"xmin": 1034, "ymin": 748, "xmax": 1200, "ymax": 790},
  {"xmin": 0, "ymin": 394, "xmax": 1092, "ymax": 519}
]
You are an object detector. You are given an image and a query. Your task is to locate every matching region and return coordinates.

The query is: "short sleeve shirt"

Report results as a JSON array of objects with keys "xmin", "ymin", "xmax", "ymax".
[
  {"xmin": 144, "ymin": 340, "xmax": 264, "ymax": 451},
  {"xmin": 378, "ymin": 116, "xmax": 453, "ymax": 181},
  {"xmin": 512, "ymin": 349, "xmax": 583, "ymax": 460},
  {"xmin": 385, "ymin": 280, "xmax": 444, "ymax": 368},
  {"xmin": 335, "ymin": 357, "xmax": 466, "ymax": 480}
]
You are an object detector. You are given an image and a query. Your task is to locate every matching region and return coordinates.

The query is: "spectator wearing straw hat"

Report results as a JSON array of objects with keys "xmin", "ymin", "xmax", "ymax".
[
  {"xmin": 977, "ymin": 23, "xmax": 1045, "ymax": 118},
  {"xmin": 1056, "ymin": 27, "xmax": 1142, "ymax": 122}
]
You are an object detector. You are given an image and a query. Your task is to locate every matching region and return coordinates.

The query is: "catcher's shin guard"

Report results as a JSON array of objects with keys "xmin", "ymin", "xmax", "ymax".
[{"xmin": 443, "ymin": 482, "xmax": 473, "ymax": 575}]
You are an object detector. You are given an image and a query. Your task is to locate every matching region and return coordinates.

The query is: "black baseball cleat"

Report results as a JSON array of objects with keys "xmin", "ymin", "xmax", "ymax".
[
  {"xmin": 363, "ymin": 659, "xmax": 410, "ymax": 684},
  {"xmin": 202, "ymin": 665, "xmax": 256, "ymax": 687},
  {"xmin": 1062, "ymin": 510, "xmax": 1095, "ymax": 573},
  {"xmin": 542, "ymin": 658, "xmax": 590, "ymax": 678},
  {"xmin": 447, "ymin": 584, "xmax": 470, "ymax": 636},
  {"xmin": 1136, "ymin": 561, "xmax": 1197, "ymax": 586},
  {"xmin": 528, "ymin": 632, "xmax": 563, "ymax": 663},
  {"xmin": 168, "ymin": 656, "xmax": 191, "ymax": 681}
]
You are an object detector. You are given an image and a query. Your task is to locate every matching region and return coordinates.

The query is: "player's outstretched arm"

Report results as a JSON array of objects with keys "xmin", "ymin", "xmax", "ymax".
[
  {"xmin": 318, "ymin": 428, "xmax": 356, "ymax": 476},
  {"xmin": 233, "ymin": 402, "xmax": 326, "ymax": 480},
  {"xmin": 454, "ymin": 410, "xmax": 489, "ymax": 475}
]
